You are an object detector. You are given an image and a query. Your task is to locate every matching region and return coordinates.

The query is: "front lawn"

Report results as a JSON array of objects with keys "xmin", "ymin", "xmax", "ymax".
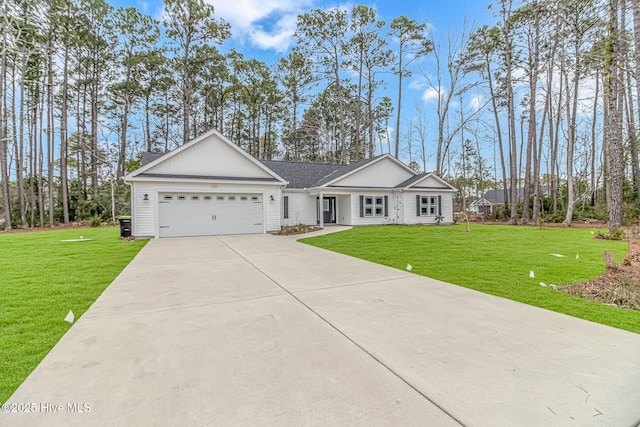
[
  {"xmin": 301, "ymin": 224, "xmax": 639, "ymax": 334},
  {"xmin": 0, "ymin": 228, "xmax": 146, "ymax": 403}
]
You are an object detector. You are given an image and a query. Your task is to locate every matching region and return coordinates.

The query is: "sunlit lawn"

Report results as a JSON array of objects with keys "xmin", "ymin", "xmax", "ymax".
[
  {"xmin": 301, "ymin": 224, "xmax": 639, "ymax": 334},
  {"xmin": 0, "ymin": 228, "xmax": 146, "ymax": 403}
]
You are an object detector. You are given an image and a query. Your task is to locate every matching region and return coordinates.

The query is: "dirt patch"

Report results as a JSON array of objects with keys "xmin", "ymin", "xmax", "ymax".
[
  {"xmin": 273, "ymin": 224, "xmax": 322, "ymax": 236},
  {"xmin": 559, "ymin": 227, "xmax": 640, "ymax": 311}
]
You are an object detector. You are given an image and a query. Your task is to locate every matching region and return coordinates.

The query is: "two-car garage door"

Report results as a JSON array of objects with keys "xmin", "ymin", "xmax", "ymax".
[{"xmin": 158, "ymin": 193, "xmax": 263, "ymax": 238}]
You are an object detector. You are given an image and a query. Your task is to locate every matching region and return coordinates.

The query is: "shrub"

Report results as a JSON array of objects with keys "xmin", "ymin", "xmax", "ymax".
[
  {"xmin": 595, "ymin": 227, "xmax": 625, "ymax": 241},
  {"xmin": 90, "ymin": 216, "xmax": 102, "ymax": 228}
]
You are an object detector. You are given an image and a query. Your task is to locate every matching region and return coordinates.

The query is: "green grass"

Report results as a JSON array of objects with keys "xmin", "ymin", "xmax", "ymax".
[
  {"xmin": 301, "ymin": 224, "xmax": 640, "ymax": 334},
  {"xmin": 0, "ymin": 228, "xmax": 146, "ymax": 403}
]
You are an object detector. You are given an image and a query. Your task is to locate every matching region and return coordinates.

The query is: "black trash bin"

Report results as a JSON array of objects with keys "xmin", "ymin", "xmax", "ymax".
[{"xmin": 118, "ymin": 216, "xmax": 132, "ymax": 238}]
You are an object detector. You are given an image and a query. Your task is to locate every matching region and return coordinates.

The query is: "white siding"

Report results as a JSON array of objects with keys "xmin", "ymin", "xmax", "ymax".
[
  {"xmin": 403, "ymin": 191, "xmax": 455, "ymax": 225},
  {"xmin": 410, "ymin": 174, "xmax": 453, "ymax": 189},
  {"xmin": 349, "ymin": 191, "xmax": 397, "ymax": 226},
  {"xmin": 282, "ymin": 192, "xmax": 317, "ymax": 226},
  {"xmin": 131, "ymin": 180, "xmax": 281, "ymax": 237},
  {"xmin": 145, "ymin": 133, "xmax": 273, "ymax": 179},
  {"xmin": 132, "ymin": 184, "xmax": 156, "ymax": 237},
  {"xmin": 330, "ymin": 157, "xmax": 414, "ymax": 188},
  {"xmin": 264, "ymin": 190, "xmax": 282, "ymax": 232},
  {"xmin": 335, "ymin": 194, "xmax": 352, "ymax": 225}
]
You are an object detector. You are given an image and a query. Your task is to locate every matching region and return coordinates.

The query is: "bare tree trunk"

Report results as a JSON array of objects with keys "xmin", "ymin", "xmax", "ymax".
[
  {"xmin": 118, "ymin": 97, "xmax": 130, "ymax": 179},
  {"xmin": 605, "ymin": 0, "xmax": 624, "ymax": 232},
  {"xmin": 532, "ymin": 92, "xmax": 546, "ymax": 225},
  {"xmin": 502, "ymin": 0, "xmax": 518, "ymax": 225},
  {"xmin": 563, "ymin": 46, "xmax": 579, "ymax": 227},
  {"xmin": 591, "ymin": 69, "xmax": 599, "ymax": 206},
  {"xmin": 394, "ymin": 50, "xmax": 403, "ymax": 160},
  {"xmin": 38, "ymin": 77, "xmax": 45, "ymax": 227},
  {"xmin": 145, "ymin": 95, "xmax": 152, "ymax": 152},
  {"xmin": 354, "ymin": 41, "xmax": 364, "ymax": 161},
  {"xmin": 91, "ymin": 60, "xmax": 99, "ymax": 200},
  {"xmin": 625, "ymin": 1, "xmax": 640, "ymax": 200},
  {"xmin": 634, "ymin": 2, "xmax": 640, "ymax": 201},
  {"xmin": 488, "ymin": 73, "xmax": 508, "ymax": 211},
  {"xmin": 17, "ymin": 54, "xmax": 28, "ymax": 228},
  {"xmin": 335, "ymin": 65, "xmax": 347, "ymax": 164},
  {"xmin": 47, "ymin": 36, "xmax": 55, "ymax": 227},
  {"xmin": 0, "ymin": 1, "xmax": 11, "ymax": 230},
  {"xmin": 61, "ymin": 45, "xmax": 70, "ymax": 225},
  {"xmin": 526, "ymin": 2, "xmax": 541, "ymax": 224},
  {"xmin": 183, "ymin": 55, "xmax": 191, "ymax": 145}
]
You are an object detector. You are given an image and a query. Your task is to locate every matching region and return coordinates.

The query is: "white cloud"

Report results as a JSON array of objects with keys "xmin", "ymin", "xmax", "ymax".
[
  {"xmin": 137, "ymin": 1, "xmax": 150, "ymax": 13},
  {"xmin": 409, "ymin": 77, "xmax": 428, "ymax": 91},
  {"xmin": 207, "ymin": 0, "xmax": 315, "ymax": 52},
  {"xmin": 422, "ymin": 87, "xmax": 445, "ymax": 103},
  {"xmin": 468, "ymin": 94, "xmax": 484, "ymax": 111}
]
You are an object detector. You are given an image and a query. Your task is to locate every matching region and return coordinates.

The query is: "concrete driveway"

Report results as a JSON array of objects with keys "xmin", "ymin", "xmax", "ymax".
[{"xmin": 4, "ymin": 229, "xmax": 640, "ymax": 426}]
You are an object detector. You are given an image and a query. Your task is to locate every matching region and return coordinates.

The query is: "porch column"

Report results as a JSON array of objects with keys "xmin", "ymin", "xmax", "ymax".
[{"xmin": 319, "ymin": 192, "xmax": 324, "ymax": 228}]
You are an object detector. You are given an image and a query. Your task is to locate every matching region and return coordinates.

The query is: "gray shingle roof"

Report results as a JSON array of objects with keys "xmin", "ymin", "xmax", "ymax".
[
  {"xmin": 395, "ymin": 173, "xmax": 428, "ymax": 188},
  {"xmin": 260, "ymin": 160, "xmax": 343, "ymax": 188},
  {"xmin": 141, "ymin": 152, "xmax": 165, "ymax": 166},
  {"xmin": 261, "ymin": 156, "xmax": 383, "ymax": 188}
]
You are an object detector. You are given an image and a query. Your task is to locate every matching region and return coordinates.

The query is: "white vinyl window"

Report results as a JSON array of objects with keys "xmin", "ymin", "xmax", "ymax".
[
  {"xmin": 364, "ymin": 196, "xmax": 385, "ymax": 217},
  {"xmin": 420, "ymin": 196, "xmax": 438, "ymax": 216}
]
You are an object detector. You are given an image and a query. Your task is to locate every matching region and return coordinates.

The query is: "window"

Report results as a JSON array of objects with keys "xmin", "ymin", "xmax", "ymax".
[
  {"xmin": 240, "ymin": 196, "xmax": 248, "ymax": 201},
  {"xmin": 204, "ymin": 196, "xmax": 212, "ymax": 201},
  {"xmin": 177, "ymin": 195, "xmax": 186, "ymax": 201},
  {"xmin": 364, "ymin": 197, "xmax": 373, "ymax": 216},
  {"xmin": 363, "ymin": 196, "xmax": 385, "ymax": 217},
  {"xmin": 251, "ymin": 196, "xmax": 258, "ymax": 201},
  {"xmin": 191, "ymin": 196, "xmax": 199, "ymax": 201},
  {"xmin": 216, "ymin": 196, "xmax": 224, "ymax": 201},
  {"xmin": 163, "ymin": 195, "xmax": 173, "ymax": 201},
  {"xmin": 283, "ymin": 196, "xmax": 289, "ymax": 219},
  {"xmin": 228, "ymin": 196, "xmax": 236, "ymax": 201},
  {"xmin": 375, "ymin": 197, "xmax": 384, "ymax": 216},
  {"xmin": 418, "ymin": 195, "xmax": 440, "ymax": 216}
]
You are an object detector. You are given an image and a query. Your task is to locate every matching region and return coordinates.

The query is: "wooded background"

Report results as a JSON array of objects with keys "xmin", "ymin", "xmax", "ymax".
[{"xmin": 0, "ymin": 0, "xmax": 638, "ymax": 233}]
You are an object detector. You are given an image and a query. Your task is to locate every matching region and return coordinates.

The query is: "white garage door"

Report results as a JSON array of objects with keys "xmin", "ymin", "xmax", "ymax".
[{"xmin": 158, "ymin": 193, "xmax": 263, "ymax": 237}]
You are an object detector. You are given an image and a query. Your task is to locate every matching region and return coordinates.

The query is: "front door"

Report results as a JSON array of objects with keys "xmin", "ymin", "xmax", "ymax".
[{"xmin": 323, "ymin": 197, "xmax": 336, "ymax": 224}]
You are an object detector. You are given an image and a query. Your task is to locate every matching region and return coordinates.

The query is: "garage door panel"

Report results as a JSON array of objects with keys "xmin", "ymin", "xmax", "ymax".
[{"xmin": 158, "ymin": 193, "xmax": 263, "ymax": 237}]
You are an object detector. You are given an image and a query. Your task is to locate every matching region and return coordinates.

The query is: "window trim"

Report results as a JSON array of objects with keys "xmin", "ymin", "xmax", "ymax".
[
  {"xmin": 363, "ymin": 195, "xmax": 385, "ymax": 217},
  {"xmin": 418, "ymin": 194, "xmax": 440, "ymax": 217}
]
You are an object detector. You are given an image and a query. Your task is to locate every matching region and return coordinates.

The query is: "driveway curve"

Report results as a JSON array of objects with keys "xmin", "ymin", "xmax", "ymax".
[{"xmin": 3, "ymin": 229, "xmax": 640, "ymax": 427}]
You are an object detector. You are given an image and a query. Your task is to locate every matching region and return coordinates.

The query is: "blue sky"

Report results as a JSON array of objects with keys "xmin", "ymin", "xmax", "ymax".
[
  {"xmin": 109, "ymin": 0, "xmax": 498, "ymax": 167},
  {"xmin": 126, "ymin": 0, "xmax": 493, "ymax": 59}
]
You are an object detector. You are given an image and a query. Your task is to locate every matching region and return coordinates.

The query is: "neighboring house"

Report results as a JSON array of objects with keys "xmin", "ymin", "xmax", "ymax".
[
  {"xmin": 470, "ymin": 187, "xmax": 549, "ymax": 215},
  {"xmin": 124, "ymin": 129, "xmax": 457, "ymax": 238}
]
